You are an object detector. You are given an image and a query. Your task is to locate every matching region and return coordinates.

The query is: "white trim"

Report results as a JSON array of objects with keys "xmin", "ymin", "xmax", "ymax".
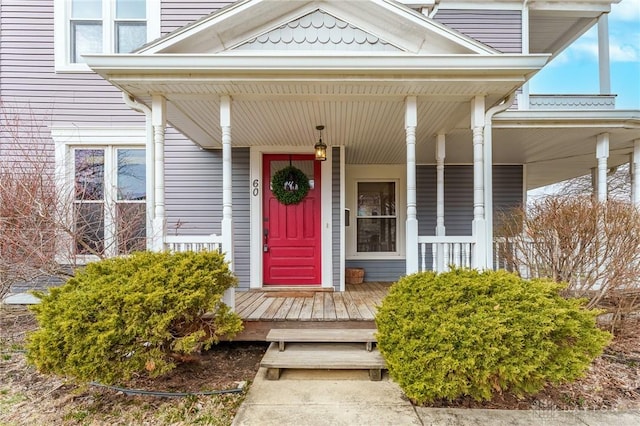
[
  {"xmin": 54, "ymin": 0, "xmax": 161, "ymax": 72},
  {"xmin": 85, "ymin": 53, "xmax": 550, "ymax": 75},
  {"xmin": 249, "ymin": 146, "xmax": 334, "ymax": 289},
  {"xmin": 339, "ymin": 146, "xmax": 346, "ymax": 292},
  {"xmin": 321, "ymin": 148, "xmax": 333, "ymax": 289},
  {"xmin": 345, "ymin": 165, "xmax": 406, "ymax": 261}
]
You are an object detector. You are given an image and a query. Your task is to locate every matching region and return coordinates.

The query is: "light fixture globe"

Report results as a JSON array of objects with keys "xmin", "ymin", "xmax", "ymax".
[{"xmin": 314, "ymin": 125, "xmax": 327, "ymax": 161}]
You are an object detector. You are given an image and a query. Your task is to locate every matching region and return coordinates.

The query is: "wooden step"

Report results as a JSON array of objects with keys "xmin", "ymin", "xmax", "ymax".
[
  {"xmin": 266, "ymin": 328, "xmax": 377, "ymax": 351},
  {"xmin": 261, "ymin": 342, "xmax": 386, "ymax": 381}
]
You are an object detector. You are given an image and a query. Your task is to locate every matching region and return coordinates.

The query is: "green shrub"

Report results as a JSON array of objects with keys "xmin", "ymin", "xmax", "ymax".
[
  {"xmin": 375, "ymin": 269, "xmax": 611, "ymax": 404},
  {"xmin": 27, "ymin": 251, "xmax": 243, "ymax": 384}
]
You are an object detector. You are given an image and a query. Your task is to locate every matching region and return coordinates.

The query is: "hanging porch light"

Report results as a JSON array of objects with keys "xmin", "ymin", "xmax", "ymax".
[{"xmin": 314, "ymin": 125, "xmax": 327, "ymax": 161}]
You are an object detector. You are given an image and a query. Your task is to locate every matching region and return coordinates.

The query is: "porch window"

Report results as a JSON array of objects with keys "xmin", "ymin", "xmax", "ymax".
[
  {"xmin": 73, "ymin": 147, "xmax": 146, "ymax": 256},
  {"xmin": 55, "ymin": 0, "xmax": 159, "ymax": 70},
  {"xmin": 356, "ymin": 182, "xmax": 397, "ymax": 253}
]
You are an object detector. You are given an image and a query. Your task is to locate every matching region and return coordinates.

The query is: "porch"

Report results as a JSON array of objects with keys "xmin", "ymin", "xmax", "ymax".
[{"xmin": 232, "ymin": 282, "xmax": 391, "ymax": 341}]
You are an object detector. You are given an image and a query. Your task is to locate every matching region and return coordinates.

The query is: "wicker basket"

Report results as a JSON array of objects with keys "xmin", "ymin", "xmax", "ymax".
[{"xmin": 345, "ymin": 268, "xmax": 365, "ymax": 284}]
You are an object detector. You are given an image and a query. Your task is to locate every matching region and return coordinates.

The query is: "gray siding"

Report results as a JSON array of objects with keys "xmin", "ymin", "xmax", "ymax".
[
  {"xmin": 332, "ymin": 147, "xmax": 341, "ymax": 291},
  {"xmin": 417, "ymin": 165, "xmax": 523, "ymax": 236},
  {"xmin": 165, "ymin": 140, "xmax": 251, "ymax": 290},
  {"xmin": 0, "ymin": 1, "xmax": 144, "ymax": 132},
  {"xmin": 434, "ymin": 9, "xmax": 522, "ymax": 53},
  {"xmin": 161, "ymin": 1, "xmax": 234, "ymax": 35},
  {"xmin": 345, "ymin": 260, "xmax": 405, "ymax": 282}
]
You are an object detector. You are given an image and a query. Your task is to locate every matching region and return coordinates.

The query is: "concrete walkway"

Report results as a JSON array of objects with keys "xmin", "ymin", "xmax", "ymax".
[{"xmin": 232, "ymin": 368, "xmax": 640, "ymax": 426}]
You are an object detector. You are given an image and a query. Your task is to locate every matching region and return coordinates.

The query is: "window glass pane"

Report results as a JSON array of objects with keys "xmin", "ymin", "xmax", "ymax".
[
  {"xmin": 117, "ymin": 149, "xmax": 146, "ymax": 200},
  {"xmin": 357, "ymin": 218, "xmax": 396, "ymax": 252},
  {"xmin": 75, "ymin": 202, "xmax": 104, "ymax": 255},
  {"xmin": 75, "ymin": 149, "xmax": 104, "ymax": 200},
  {"xmin": 116, "ymin": 0, "xmax": 146, "ymax": 19},
  {"xmin": 72, "ymin": 0, "xmax": 102, "ymax": 19},
  {"xmin": 357, "ymin": 182, "xmax": 395, "ymax": 216},
  {"xmin": 116, "ymin": 22, "xmax": 147, "ymax": 53},
  {"xmin": 71, "ymin": 22, "xmax": 102, "ymax": 63},
  {"xmin": 117, "ymin": 203, "xmax": 146, "ymax": 254}
]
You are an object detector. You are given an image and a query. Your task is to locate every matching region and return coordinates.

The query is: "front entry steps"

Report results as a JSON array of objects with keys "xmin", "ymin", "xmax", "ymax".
[{"xmin": 260, "ymin": 329, "xmax": 386, "ymax": 381}]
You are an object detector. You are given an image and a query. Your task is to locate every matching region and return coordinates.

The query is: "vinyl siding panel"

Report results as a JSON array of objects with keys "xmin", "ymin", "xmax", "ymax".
[
  {"xmin": 345, "ymin": 260, "xmax": 405, "ymax": 282},
  {"xmin": 332, "ymin": 147, "xmax": 341, "ymax": 291},
  {"xmin": 0, "ymin": 0, "xmax": 144, "ymax": 163},
  {"xmin": 417, "ymin": 165, "xmax": 523, "ymax": 236},
  {"xmin": 434, "ymin": 10, "xmax": 522, "ymax": 53},
  {"xmin": 164, "ymin": 139, "xmax": 251, "ymax": 289},
  {"xmin": 161, "ymin": 1, "xmax": 234, "ymax": 35}
]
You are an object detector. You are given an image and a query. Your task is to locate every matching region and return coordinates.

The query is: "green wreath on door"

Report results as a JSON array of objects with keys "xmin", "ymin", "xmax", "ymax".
[{"xmin": 271, "ymin": 166, "xmax": 310, "ymax": 205}]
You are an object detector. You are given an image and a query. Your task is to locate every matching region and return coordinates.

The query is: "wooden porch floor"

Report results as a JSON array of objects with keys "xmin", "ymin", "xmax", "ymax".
[{"xmin": 233, "ymin": 282, "xmax": 392, "ymax": 340}]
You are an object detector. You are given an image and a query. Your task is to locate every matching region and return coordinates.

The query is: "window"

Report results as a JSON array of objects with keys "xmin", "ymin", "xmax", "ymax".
[
  {"xmin": 73, "ymin": 147, "xmax": 146, "ymax": 256},
  {"xmin": 55, "ymin": 0, "xmax": 160, "ymax": 71},
  {"xmin": 356, "ymin": 182, "xmax": 397, "ymax": 253}
]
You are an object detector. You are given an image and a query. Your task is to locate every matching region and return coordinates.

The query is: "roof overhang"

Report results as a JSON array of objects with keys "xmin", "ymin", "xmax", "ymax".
[{"xmin": 493, "ymin": 110, "xmax": 640, "ymax": 189}]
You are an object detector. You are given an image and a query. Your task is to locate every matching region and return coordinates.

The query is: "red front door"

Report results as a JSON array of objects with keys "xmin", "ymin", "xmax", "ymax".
[{"xmin": 263, "ymin": 154, "xmax": 321, "ymax": 285}]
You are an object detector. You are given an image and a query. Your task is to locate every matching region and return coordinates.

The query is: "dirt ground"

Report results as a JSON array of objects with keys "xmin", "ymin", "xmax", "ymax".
[
  {"xmin": 1, "ymin": 307, "xmax": 639, "ymax": 425},
  {"xmin": 0, "ymin": 307, "xmax": 267, "ymax": 425}
]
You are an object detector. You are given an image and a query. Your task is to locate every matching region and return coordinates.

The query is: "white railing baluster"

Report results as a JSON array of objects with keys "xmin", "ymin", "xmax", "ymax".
[
  {"xmin": 164, "ymin": 234, "xmax": 223, "ymax": 254},
  {"xmin": 417, "ymin": 236, "xmax": 476, "ymax": 273}
]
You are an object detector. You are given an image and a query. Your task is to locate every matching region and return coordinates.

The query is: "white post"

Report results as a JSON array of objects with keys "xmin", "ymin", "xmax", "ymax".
[
  {"xmin": 151, "ymin": 95, "xmax": 166, "ymax": 251},
  {"xmin": 220, "ymin": 95, "xmax": 234, "ymax": 309},
  {"xmin": 633, "ymin": 140, "xmax": 640, "ymax": 206},
  {"xmin": 521, "ymin": 2, "xmax": 530, "ymax": 109},
  {"xmin": 471, "ymin": 96, "xmax": 487, "ymax": 269},
  {"xmin": 596, "ymin": 133, "xmax": 609, "ymax": 202},
  {"xmin": 405, "ymin": 96, "xmax": 419, "ymax": 275},
  {"xmin": 598, "ymin": 14, "xmax": 611, "ymax": 95},
  {"xmin": 435, "ymin": 133, "xmax": 446, "ymax": 272}
]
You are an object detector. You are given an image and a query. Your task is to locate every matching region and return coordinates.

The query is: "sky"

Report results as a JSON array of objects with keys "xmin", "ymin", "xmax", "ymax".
[{"xmin": 529, "ymin": 0, "xmax": 640, "ymax": 110}]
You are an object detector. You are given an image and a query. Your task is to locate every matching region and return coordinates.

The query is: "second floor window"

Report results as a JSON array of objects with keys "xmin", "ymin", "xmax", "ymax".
[
  {"xmin": 70, "ymin": 0, "xmax": 147, "ymax": 63},
  {"xmin": 55, "ymin": 0, "xmax": 159, "ymax": 70}
]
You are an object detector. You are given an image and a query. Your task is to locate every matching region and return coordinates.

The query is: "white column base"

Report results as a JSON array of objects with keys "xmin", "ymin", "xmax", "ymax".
[
  {"xmin": 151, "ymin": 217, "xmax": 164, "ymax": 252},
  {"xmin": 406, "ymin": 218, "xmax": 419, "ymax": 274},
  {"xmin": 472, "ymin": 218, "xmax": 487, "ymax": 270},
  {"xmin": 223, "ymin": 288, "xmax": 235, "ymax": 310}
]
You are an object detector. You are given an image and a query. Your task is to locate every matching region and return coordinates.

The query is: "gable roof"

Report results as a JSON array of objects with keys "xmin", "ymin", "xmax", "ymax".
[
  {"xmin": 84, "ymin": 0, "xmax": 551, "ymax": 152},
  {"xmin": 139, "ymin": 0, "xmax": 497, "ymax": 55}
]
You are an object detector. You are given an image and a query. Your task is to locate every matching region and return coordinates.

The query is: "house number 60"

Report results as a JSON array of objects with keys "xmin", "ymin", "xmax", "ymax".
[{"xmin": 252, "ymin": 179, "xmax": 259, "ymax": 196}]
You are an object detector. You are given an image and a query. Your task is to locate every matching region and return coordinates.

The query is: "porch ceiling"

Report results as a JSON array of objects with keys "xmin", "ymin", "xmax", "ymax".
[
  {"xmin": 115, "ymin": 78, "xmax": 639, "ymax": 190},
  {"xmin": 111, "ymin": 77, "xmax": 520, "ymax": 164}
]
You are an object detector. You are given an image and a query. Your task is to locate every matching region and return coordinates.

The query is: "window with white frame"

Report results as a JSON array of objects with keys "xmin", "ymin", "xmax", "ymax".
[
  {"xmin": 73, "ymin": 146, "xmax": 146, "ymax": 256},
  {"xmin": 356, "ymin": 181, "xmax": 397, "ymax": 253},
  {"xmin": 55, "ymin": 0, "xmax": 160, "ymax": 71}
]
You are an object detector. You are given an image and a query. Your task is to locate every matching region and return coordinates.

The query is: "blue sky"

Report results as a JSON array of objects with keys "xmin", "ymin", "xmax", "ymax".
[{"xmin": 530, "ymin": 0, "xmax": 640, "ymax": 109}]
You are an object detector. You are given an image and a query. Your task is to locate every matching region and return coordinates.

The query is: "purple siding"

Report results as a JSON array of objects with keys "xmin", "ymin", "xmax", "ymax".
[
  {"xmin": 161, "ymin": 1, "xmax": 234, "ymax": 35},
  {"xmin": 0, "ymin": 0, "xmax": 142, "ymax": 152},
  {"xmin": 434, "ymin": 9, "xmax": 522, "ymax": 53}
]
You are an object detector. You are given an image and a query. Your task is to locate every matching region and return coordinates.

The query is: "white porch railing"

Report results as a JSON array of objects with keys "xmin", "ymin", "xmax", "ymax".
[
  {"xmin": 418, "ymin": 236, "xmax": 476, "ymax": 272},
  {"xmin": 164, "ymin": 234, "xmax": 223, "ymax": 253}
]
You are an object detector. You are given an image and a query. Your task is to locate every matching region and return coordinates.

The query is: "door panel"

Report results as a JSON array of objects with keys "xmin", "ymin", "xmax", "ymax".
[{"xmin": 263, "ymin": 154, "xmax": 321, "ymax": 285}]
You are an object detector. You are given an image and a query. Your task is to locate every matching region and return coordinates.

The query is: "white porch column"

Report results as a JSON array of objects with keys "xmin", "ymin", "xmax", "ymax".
[
  {"xmin": 151, "ymin": 95, "xmax": 166, "ymax": 251},
  {"xmin": 405, "ymin": 96, "xmax": 419, "ymax": 274},
  {"xmin": 633, "ymin": 140, "xmax": 640, "ymax": 206},
  {"xmin": 220, "ymin": 95, "xmax": 234, "ymax": 309},
  {"xmin": 435, "ymin": 133, "xmax": 446, "ymax": 272},
  {"xmin": 598, "ymin": 14, "xmax": 611, "ymax": 94},
  {"xmin": 596, "ymin": 133, "xmax": 609, "ymax": 202},
  {"xmin": 471, "ymin": 96, "xmax": 487, "ymax": 269}
]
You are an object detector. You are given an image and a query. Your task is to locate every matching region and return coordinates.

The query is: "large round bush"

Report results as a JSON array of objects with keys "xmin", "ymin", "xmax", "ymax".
[
  {"xmin": 375, "ymin": 269, "xmax": 611, "ymax": 404},
  {"xmin": 27, "ymin": 250, "xmax": 243, "ymax": 384}
]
